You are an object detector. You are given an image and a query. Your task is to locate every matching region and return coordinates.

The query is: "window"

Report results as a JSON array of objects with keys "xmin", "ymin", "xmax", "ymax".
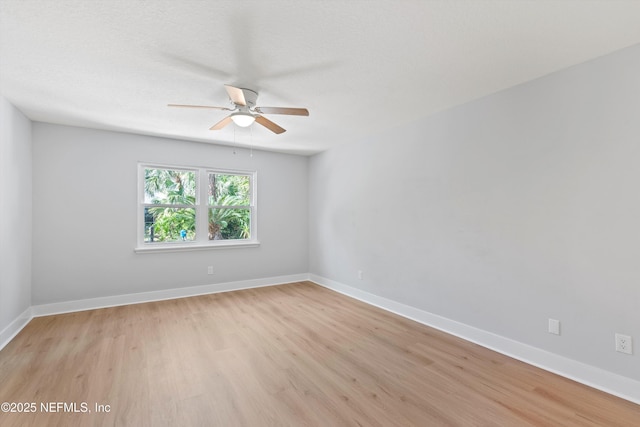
[
  {"xmin": 208, "ymin": 173, "xmax": 252, "ymax": 241},
  {"xmin": 143, "ymin": 167, "xmax": 197, "ymax": 243},
  {"xmin": 137, "ymin": 164, "xmax": 257, "ymax": 251}
]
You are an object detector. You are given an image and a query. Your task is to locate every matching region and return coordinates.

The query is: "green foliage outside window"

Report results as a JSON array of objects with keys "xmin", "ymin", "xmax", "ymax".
[
  {"xmin": 144, "ymin": 168, "xmax": 251, "ymax": 243},
  {"xmin": 144, "ymin": 168, "xmax": 196, "ymax": 242},
  {"xmin": 208, "ymin": 174, "xmax": 251, "ymax": 240}
]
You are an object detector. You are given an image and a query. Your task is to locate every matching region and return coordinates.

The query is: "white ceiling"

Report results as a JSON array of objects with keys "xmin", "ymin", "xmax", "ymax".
[{"xmin": 2, "ymin": 1, "xmax": 640, "ymax": 155}]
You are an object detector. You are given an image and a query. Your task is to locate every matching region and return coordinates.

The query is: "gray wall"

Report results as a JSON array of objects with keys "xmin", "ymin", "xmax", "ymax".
[
  {"xmin": 0, "ymin": 96, "xmax": 32, "ymax": 332},
  {"xmin": 32, "ymin": 124, "xmax": 308, "ymax": 304},
  {"xmin": 309, "ymin": 44, "xmax": 640, "ymax": 381}
]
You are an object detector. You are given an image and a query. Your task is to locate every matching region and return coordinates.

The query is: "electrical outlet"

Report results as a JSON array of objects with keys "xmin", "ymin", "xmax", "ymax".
[
  {"xmin": 615, "ymin": 333, "xmax": 633, "ymax": 355},
  {"xmin": 357, "ymin": 270, "xmax": 363, "ymax": 280},
  {"xmin": 548, "ymin": 319, "xmax": 560, "ymax": 335},
  {"xmin": 207, "ymin": 266, "xmax": 214, "ymax": 275}
]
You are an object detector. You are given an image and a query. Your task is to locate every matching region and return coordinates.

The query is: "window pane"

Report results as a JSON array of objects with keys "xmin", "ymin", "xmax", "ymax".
[
  {"xmin": 208, "ymin": 174, "xmax": 250, "ymax": 206},
  {"xmin": 145, "ymin": 207, "xmax": 196, "ymax": 242},
  {"xmin": 144, "ymin": 168, "xmax": 196, "ymax": 205},
  {"xmin": 209, "ymin": 208, "xmax": 250, "ymax": 240}
]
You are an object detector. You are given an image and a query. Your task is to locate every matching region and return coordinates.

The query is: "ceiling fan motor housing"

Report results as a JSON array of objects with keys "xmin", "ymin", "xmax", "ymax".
[{"xmin": 238, "ymin": 87, "xmax": 258, "ymax": 107}]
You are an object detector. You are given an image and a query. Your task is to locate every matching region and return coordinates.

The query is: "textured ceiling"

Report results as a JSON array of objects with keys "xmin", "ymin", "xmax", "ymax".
[{"xmin": 2, "ymin": 1, "xmax": 640, "ymax": 155}]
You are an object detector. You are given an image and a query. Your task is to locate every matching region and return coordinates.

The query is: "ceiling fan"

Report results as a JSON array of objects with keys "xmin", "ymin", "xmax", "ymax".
[{"xmin": 168, "ymin": 84, "xmax": 309, "ymax": 134}]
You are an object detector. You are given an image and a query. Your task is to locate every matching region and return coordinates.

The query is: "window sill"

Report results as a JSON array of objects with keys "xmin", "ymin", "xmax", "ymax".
[{"xmin": 134, "ymin": 240, "xmax": 260, "ymax": 253}]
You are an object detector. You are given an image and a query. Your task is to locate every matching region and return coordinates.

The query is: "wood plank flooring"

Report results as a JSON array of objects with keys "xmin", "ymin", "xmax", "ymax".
[{"xmin": 1, "ymin": 281, "xmax": 638, "ymax": 426}]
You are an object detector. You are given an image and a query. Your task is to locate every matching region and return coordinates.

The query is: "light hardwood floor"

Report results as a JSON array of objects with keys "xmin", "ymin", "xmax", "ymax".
[{"xmin": 1, "ymin": 281, "xmax": 638, "ymax": 426}]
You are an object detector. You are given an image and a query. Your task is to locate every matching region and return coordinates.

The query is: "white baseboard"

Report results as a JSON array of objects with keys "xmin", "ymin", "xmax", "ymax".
[
  {"xmin": 0, "ymin": 307, "xmax": 33, "ymax": 352},
  {"xmin": 308, "ymin": 274, "xmax": 640, "ymax": 405},
  {"xmin": 1, "ymin": 274, "xmax": 307, "ymax": 353},
  {"xmin": 31, "ymin": 274, "xmax": 309, "ymax": 317},
  {"xmin": 5, "ymin": 273, "xmax": 639, "ymax": 405}
]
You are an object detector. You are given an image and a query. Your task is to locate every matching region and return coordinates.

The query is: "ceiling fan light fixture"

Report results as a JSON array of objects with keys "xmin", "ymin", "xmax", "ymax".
[{"xmin": 230, "ymin": 112, "xmax": 256, "ymax": 127}]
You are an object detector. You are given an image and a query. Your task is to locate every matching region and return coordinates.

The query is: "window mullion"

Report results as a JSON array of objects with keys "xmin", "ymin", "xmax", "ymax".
[
  {"xmin": 208, "ymin": 205, "xmax": 250, "ymax": 209},
  {"xmin": 143, "ymin": 204, "xmax": 193, "ymax": 209},
  {"xmin": 196, "ymin": 168, "xmax": 209, "ymax": 243}
]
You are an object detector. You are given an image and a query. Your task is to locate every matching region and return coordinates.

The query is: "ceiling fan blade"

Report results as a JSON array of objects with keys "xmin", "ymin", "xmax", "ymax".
[
  {"xmin": 224, "ymin": 84, "xmax": 247, "ymax": 106},
  {"xmin": 168, "ymin": 104, "xmax": 232, "ymax": 111},
  {"xmin": 210, "ymin": 116, "xmax": 233, "ymax": 130},
  {"xmin": 254, "ymin": 107, "xmax": 309, "ymax": 116},
  {"xmin": 255, "ymin": 115, "xmax": 286, "ymax": 134}
]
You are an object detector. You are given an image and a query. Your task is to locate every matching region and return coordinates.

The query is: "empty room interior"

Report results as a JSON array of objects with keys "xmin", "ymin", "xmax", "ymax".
[{"xmin": 2, "ymin": 1, "xmax": 640, "ymax": 425}]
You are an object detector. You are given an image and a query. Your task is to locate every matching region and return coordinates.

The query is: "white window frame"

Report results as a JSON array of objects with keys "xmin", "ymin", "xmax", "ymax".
[{"xmin": 135, "ymin": 162, "xmax": 258, "ymax": 253}]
